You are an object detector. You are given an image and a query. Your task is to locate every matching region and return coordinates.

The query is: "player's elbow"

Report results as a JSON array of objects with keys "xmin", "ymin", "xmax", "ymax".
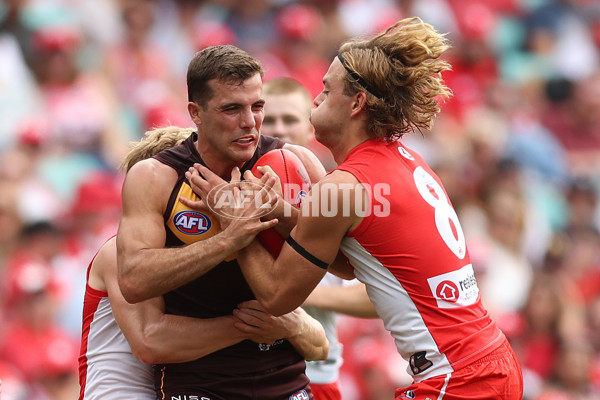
[
  {"xmin": 262, "ymin": 299, "xmax": 299, "ymax": 317},
  {"xmin": 130, "ymin": 328, "xmax": 169, "ymax": 364},
  {"xmin": 118, "ymin": 261, "xmax": 150, "ymax": 304},
  {"xmin": 130, "ymin": 338, "xmax": 163, "ymax": 364},
  {"xmin": 118, "ymin": 276, "xmax": 145, "ymax": 304}
]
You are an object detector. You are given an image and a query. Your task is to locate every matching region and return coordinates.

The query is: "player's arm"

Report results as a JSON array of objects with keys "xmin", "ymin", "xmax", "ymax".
[
  {"xmin": 99, "ymin": 237, "xmax": 327, "ymax": 363},
  {"xmin": 100, "ymin": 238, "xmax": 248, "ymax": 363},
  {"xmin": 117, "ymin": 159, "xmax": 275, "ymax": 303},
  {"xmin": 237, "ymin": 171, "xmax": 363, "ymax": 316},
  {"xmin": 234, "ymin": 301, "xmax": 329, "ymax": 361},
  {"xmin": 304, "ymin": 282, "xmax": 379, "ymax": 318},
  {"xmin": 284, "ymin": 307, "xmax": 329, "ymax": 361}
]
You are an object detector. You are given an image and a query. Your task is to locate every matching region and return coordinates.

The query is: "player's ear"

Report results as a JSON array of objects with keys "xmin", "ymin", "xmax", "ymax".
[
  {"xmin": 350, "ymin": 92, "xmax": 367, "ymax": 117},
  {"xmin": 188, "ymin": 102, "xmax": 202, "ymax": 126}
]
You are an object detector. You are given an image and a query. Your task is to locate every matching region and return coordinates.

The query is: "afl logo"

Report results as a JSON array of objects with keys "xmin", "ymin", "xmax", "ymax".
[
  {"xmin": 174, "ymin": 210, "xmax": 211, "ymax": 235},
  {"xmin": 436, "ymin": 280, "xmax": 459, "ymax": 302}
]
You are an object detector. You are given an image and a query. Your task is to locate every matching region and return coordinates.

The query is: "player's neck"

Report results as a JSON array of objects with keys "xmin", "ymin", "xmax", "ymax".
[{"xmin": 329, "ymin": 130, "xmax": 371, "ymax": 165}]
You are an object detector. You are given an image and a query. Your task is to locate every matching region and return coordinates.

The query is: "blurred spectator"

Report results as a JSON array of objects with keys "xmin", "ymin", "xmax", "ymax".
[
  {"xmin": 476, "ymin": 178, "xmax": 535, "ymax": 319},
  {"xmin": 102, "ymin": 0, "xmax": 189, "ymax": 134},
  {"xmin": 563, "ymin": 178, "xmax": 600, "ymax": 234},
  {"xmin": 0, "ymin": 23, "xmax": 41, "ymax": 150},
  {"xmin": 534, "ymin": 340, "xmax": 600, "ymax": 400},
  {"xmin": 337, "ymin": 317, "xmax": 409, "ymax": 400},
  {"xmin": 224, "ymin": 0, "xmax": 277, "ymax": 56},
  {"xmin": 550, "ymin": 227, "xmax": 600, "ymax": 306},
  {"xmin": 53, "ymin": 171, "xmax": 123, "ymax": 337},
  {"xmin": 0, "ymin": 255, "xmax": 79, "ymax": 399},
  {"xmin": 506, "ymin": 271, "xmax": 586, "ymax": 399},
  {"xmin": 28, "ymin": 18, "xmax": 129, "ymax": 170},
  {"xmin": 0, "ymin": 180, "xmax": 23, "ymax": 267},
  {"xmin": 262, "ymin": 2, "xmax": 330, "ymax": 98},
  {"xmin": 541, "ymin": 73, "xmax": 600, "ymax": 176},
  {"xmin": 0, "ymin": 119, "xmax": 66, "ymax": 224}
]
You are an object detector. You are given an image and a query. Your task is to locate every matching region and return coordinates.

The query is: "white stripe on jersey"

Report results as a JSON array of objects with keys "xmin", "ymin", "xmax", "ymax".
[
  {"xmin": 340, "ymin": 236, "xmax": 454, "ymax": 382},
  {"xmin": 80, "ymin": 296, "xmax": 155, "ymax": 399}
]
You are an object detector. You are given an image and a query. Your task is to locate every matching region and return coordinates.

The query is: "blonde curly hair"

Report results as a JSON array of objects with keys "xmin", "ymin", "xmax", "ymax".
[
  {"xmin": 120, "ymin": 126, "xmax": 195, "ymax": 171},
  {"xmin": 337, "ymin": 17, "xmax": 452, "ymax": 139}
]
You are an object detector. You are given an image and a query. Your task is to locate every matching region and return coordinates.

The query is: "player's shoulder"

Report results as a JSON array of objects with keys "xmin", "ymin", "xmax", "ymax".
[
  {"xmin": 319, "ymin": 169, "xmax": 360, "ymax": 186},
  {"xmin": 126, "ymin": 158, "xmax": 177, "ymax": 186},
  {"xmin": 89, "ymin": 237, "xmax": 117, "ymax": 290}
]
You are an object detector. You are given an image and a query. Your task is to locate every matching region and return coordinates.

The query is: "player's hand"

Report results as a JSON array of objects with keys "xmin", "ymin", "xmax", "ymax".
[
  {"xmin": 244, "ymin": 167, "xmax": 290, "ymax": 222},
  {"xmin": 181, "ymin": 164, "xmax": 279, "ymax": 250},
  {"xmin": 181, "ymin": 163, "xmax": 235, "ymax": 212},
  {"xmin": 233, "ymin": 300, "xmax": 302, "ymax": 345}
]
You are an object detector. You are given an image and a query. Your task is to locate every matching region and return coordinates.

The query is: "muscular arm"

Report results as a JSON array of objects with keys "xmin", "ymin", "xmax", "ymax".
[
  {"xmin": 237, "ymin": 171, "xmax": 362, "ymax": 316},
  {"xmin": 100, "ymin": 238, "xmax": 246, "ymax": 364},
  {"xmin": 304, "ymin": 282, "xmax": 379, "ymax": 318},
  {"xmin": 284, "ymin": 307, "xmax": 329, "ymax": 361},
  {"xmin": 99, "ymin": 238, "xmax": 327, "ymax": 363},
  {"xmin": 117, "ymin": 159, "xmax": 273, "ymax": 303}
]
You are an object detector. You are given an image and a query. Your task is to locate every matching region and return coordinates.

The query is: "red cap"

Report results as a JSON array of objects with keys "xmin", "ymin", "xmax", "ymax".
[
  {"xmin": 16, "ymin": 117, "xmax": 47, "ymax": 147},
  {"xmin": 0, "ymin": 323, "xmax": 78, "ymax": 381},
  {"xmin": 194, "ymin": 21, "xmax": 237, "ymax": 50},
  {"xmin": 276, "ymin": 4, "xmax": 321, "ymax": 41},
  {"xmin": 32, "ymin": 25, "xmax": 81, "ymax": 52},
  {"xmin": 70, "ymin": 172, "xmax": 122, "ymax": 215},
  {"xmin": 454, "ymin": 2, "xmax": 497, "ymax": 41},
  {"xmin": 2, "ymin": 257, "xmax": 57, "ymax": 307}
]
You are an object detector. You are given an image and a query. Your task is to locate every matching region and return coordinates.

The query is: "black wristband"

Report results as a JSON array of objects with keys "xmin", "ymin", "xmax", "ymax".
[{"xmin": 285, "ymin": 235, "xmax": 329, "ymax": 270}]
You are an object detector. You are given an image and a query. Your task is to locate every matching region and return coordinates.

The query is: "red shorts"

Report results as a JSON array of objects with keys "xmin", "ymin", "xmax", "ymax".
[
  {"xmin": 311, "ymin": 381, "xmax": 342, "ymax": 400},
  {"xmin": 395, "ymin": 339, "xmax": 523, "ymax": 400}
]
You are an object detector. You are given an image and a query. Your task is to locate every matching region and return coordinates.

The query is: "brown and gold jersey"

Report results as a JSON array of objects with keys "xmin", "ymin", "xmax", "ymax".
[{"xmin": 152, "ymin": 133, "xmax": 308, "ymax": 387}]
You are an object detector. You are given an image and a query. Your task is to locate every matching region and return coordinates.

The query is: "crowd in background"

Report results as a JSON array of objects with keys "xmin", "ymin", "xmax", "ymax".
[{"xmin": 1, "ymin": 0, "xmax": 600, "ymax": 399}]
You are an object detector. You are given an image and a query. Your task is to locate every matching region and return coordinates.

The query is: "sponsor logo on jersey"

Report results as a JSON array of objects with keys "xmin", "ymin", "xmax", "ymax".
[
  {"xmin": 173, "ymin": 211, "xmax": 211, "ymax": 235},
  {"xmin": 427, "ymin": 264, "xmax": 479, "ymax": 308},
  {"xmin": 409, "ymin": 351, "xmax": 434, "ymax": 375},
  {"xmin": 435, "ymin": 280, "xmax": 459, "ymax": 302},
  {"xmin": 289, "ymin": 390, "xmax": 309, "ymax": 400}
]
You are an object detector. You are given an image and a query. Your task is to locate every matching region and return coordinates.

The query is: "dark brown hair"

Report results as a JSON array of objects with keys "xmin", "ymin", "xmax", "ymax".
[{"xmin": 186, "ymin": 45, "xmax": 264, "ymax": 108}]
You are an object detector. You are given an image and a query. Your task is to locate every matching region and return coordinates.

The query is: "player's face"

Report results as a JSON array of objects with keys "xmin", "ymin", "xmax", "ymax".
[
  {"xmin": 311, "ymin": 58, "xmax": 351, "ymax": 148},
  {"xmin": 191, "ymin": 73, "xmax": 264, "ymax": 172},
  {"xmin": 262, "ymin": 92, "xmax": 314, "ymax": 147}
]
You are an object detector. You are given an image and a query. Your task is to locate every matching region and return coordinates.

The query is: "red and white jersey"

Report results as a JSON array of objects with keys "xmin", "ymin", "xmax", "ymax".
[
  {"xmin": 337, "ymin": 139, "xmax": 504, "ymax": 382},
  {"xmin": 78, "ymin": 256, "xmax": 155, "ymax": 399}
]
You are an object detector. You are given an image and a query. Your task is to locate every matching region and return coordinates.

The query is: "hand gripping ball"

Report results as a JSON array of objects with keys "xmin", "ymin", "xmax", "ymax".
[{"xmin": 251, "ymin": 148, "xmax": 311, "ymax": 257}]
